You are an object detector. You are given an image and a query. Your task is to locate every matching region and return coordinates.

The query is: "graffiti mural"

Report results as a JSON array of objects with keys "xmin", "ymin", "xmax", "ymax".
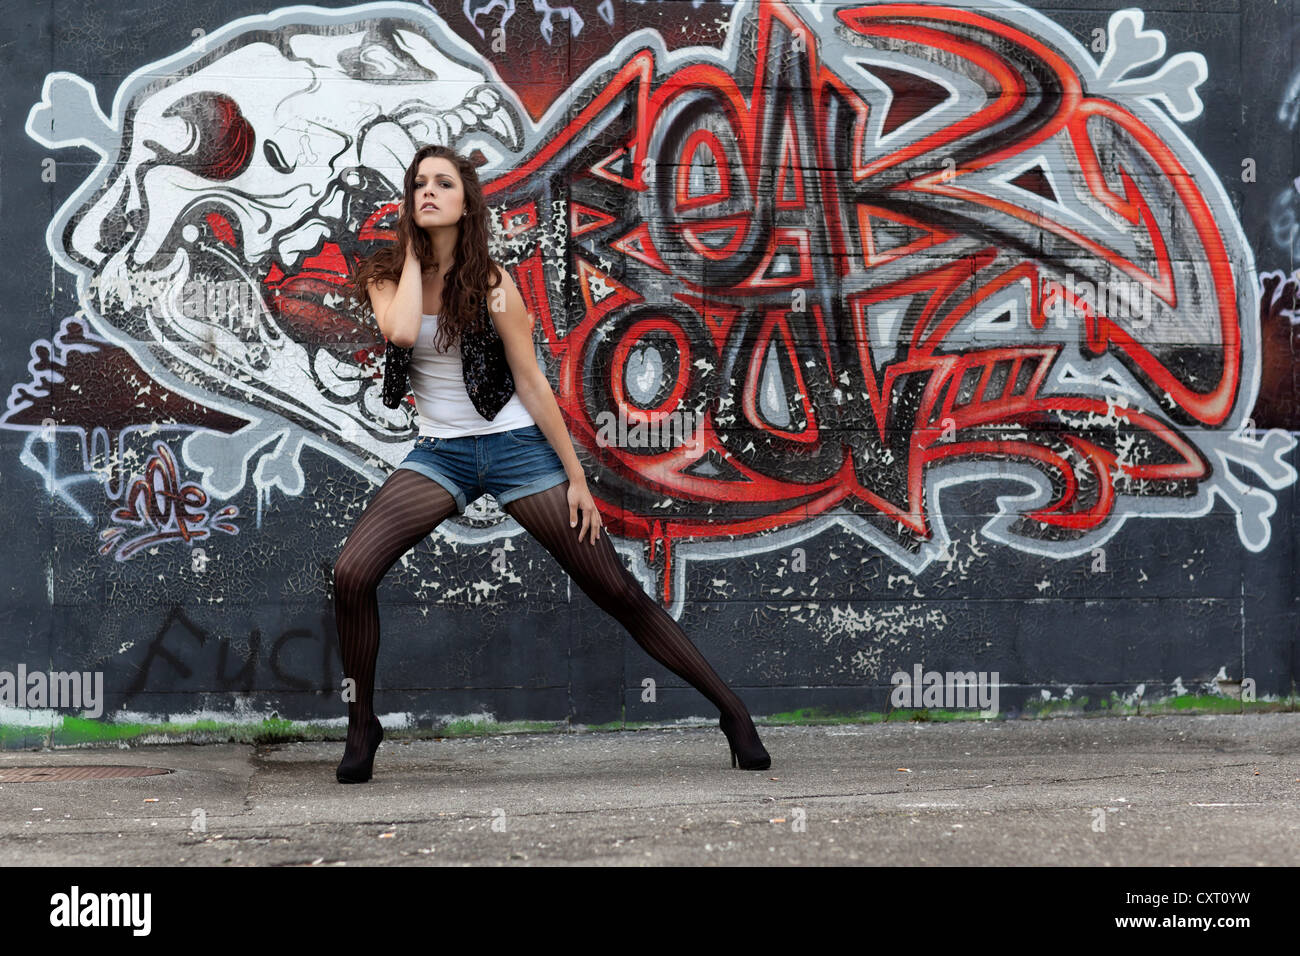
[
  {"xmin": 1255, "ymin": 56, "xmax": 1300, "ymax": 433},
  {"xmin": 11, "ymin": 0, "xmax": 1296, "ymax": 621}
]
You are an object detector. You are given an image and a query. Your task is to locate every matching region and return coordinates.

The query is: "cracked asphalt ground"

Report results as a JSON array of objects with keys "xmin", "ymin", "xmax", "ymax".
[{"xmin": 0, "ymin": 713, "xmax": 1295, "ymax": 866}]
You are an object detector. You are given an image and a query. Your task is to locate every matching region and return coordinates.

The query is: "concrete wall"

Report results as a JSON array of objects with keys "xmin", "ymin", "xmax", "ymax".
[{"xmin": 2, "ymin": 0, "xmax": 1297, "ymax": 745}]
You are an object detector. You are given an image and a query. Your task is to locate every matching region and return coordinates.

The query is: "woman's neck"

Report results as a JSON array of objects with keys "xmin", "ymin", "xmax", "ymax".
[{"xmin": 422, "ymin": 227, "xmax": 458, "ymax": 275}]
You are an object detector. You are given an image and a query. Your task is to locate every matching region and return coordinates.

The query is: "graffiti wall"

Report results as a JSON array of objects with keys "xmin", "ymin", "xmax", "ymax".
[{"xmin": 2, "ymin": 0, "xmax": 1296, "ymax": 742}]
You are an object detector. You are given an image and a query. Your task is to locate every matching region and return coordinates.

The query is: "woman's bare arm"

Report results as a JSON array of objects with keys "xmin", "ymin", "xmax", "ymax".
[
  {"xmin": 366, "ymin": 205, "xmax": 424, "ymax": 348},
  {"xmin": 488, "ymin": 265, "xmax": 604, "ymax": 542},
  {"xmin": 489, "ymin": 267, "xmax": 583, "ymax": 483}
]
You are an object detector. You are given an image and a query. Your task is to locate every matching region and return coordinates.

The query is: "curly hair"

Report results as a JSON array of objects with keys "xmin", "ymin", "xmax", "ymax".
[{"xmin": 350, "ymin": 144, "xmax": 502, "ymax": 351}]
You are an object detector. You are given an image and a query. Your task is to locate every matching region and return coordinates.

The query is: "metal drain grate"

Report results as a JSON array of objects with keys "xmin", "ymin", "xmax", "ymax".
[{"xmin": 0, "ymin": 766, "xmax": 173, "ymax": 783}]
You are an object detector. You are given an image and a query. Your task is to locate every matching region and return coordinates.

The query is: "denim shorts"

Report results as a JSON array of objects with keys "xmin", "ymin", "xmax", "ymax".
[{"xmin": 394, "ymin": 423, "xmax": 569, "ymax": 515}]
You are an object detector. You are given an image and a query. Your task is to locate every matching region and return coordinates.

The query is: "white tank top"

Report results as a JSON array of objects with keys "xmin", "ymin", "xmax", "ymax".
[{"xmin": 407, "ymin": 312, "xmax": 534, "ymax": 438}]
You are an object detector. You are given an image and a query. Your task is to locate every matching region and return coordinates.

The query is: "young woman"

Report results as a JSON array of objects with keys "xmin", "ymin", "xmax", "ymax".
[{"xmin": 334, "ymin": 144, "xmax": 771, "ymax": 783}]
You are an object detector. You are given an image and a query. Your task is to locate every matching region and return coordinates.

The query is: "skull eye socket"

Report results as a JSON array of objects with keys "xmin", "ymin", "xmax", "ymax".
[{"xmin": 145, "ymin": 91, "xmax": 255, "ymax": 181}]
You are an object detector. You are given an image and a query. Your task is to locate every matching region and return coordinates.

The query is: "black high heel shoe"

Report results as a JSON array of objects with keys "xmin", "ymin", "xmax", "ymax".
[
  {"xmin": 336, "ymin": 715, "xmax": 384, "ymax": 783},
  {"xmin": 719, "ymin": 712, "xmax": 771, "ymax": 771}
]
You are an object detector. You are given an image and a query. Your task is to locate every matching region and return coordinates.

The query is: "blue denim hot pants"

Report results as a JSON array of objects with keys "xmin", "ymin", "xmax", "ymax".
[{"xmin": 394, "ymin": 423, "xmax": 569, "ymax": 515}]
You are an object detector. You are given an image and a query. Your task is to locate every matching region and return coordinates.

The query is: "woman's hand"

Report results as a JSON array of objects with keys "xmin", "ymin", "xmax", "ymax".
[{"xmin": 567, "ymin": 478, "xmax": 603, "ymax": 545}]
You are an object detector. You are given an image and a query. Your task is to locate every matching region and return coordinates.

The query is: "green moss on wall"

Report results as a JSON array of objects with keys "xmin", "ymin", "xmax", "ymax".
[{"xmin": 2, "ymin": 689, "xmax": 1295, "ymax": 749}]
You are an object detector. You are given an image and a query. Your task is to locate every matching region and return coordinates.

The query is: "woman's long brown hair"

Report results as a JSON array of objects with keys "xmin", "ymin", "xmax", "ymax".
[{"xmin": 350, "ymin": 144, "xmax": 502, "ymax": 351}]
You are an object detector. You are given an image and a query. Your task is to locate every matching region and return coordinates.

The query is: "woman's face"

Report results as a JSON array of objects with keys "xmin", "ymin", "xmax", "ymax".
[{"xmin": 410, "ymin": 156, "xmax": 466, "ymax": 230}]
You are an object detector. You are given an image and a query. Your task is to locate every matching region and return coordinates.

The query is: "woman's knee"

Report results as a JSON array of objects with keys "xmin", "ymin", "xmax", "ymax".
[
  {"xmin": 333, "ymin": 549, "xmax": 376, "ymax": 603},
  {"xmin": 580, "ymin": 561, "xmax": 649, "ymax": 613}
]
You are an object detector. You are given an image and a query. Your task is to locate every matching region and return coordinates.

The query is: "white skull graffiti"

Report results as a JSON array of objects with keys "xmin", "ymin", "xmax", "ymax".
[{"xmin": 32, "ymin": 5, "xmax": 525, "ymax": 503}]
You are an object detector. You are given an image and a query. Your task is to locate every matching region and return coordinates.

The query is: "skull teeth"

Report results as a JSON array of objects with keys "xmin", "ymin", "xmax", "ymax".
[
  {"xmin": 260, "ymin": 89, "xmax": 516, "ymax": 273},
  {"xmin": 482, "ymin": 108, "xmax": 516, "ymax": 146},
  {"xmin": 434, "ymin": 87, "xmax": 517, "ymax": 147}
]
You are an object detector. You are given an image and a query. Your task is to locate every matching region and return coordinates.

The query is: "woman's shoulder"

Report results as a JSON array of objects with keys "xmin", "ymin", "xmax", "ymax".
[{"xmin": 486, "ymin": 260, "xmax": 516, "ymax": 289}]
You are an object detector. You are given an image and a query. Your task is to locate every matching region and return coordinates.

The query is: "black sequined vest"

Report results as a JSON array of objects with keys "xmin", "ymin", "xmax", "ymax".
[{"xmin": 380, "ymin": 294, "xmax": 516, "ymax": 421}]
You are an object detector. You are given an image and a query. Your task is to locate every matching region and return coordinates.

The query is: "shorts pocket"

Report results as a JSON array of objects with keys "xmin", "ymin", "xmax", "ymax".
[
  {"xmin": 508, "ymin": 424, "xmax": 549, "ymax": 444},
  {"xmin": 414, "ymin": 435, "xmax": 441, "ymax": 451}
]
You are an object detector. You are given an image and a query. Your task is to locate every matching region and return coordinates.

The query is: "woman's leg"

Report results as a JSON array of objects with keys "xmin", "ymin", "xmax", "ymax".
[
  {"xmin": 502, "ymin": 481, "xmax": 769, "ymax": 765},
  {"xmin": 332, "ymin": 468, "xmax": 459, "ymax": 780}
]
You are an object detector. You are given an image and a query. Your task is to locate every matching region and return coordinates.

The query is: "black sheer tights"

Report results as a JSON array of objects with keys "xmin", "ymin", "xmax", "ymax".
[
  {"xmin": 332, "ymin": 469, "xmax": 764, "ymax": 778},
  {"xmin": 332, "ymin": 468, "xmax": 458, "ymax": 778},
  {"xmin": 503, "ymin": 481, "xmax": 758, "ymax": 733}
]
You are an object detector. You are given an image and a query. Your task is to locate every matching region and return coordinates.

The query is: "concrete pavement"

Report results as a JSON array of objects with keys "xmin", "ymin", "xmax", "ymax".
[{"xmin": 0, "ymin": 712, "xmax": 1296, "ymax": 866}]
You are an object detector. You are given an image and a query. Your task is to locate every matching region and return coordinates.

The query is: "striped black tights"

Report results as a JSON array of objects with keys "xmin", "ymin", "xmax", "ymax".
[{"xmin": 331, "ymin": 468, "xmax": 764, "ymax": 777}]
